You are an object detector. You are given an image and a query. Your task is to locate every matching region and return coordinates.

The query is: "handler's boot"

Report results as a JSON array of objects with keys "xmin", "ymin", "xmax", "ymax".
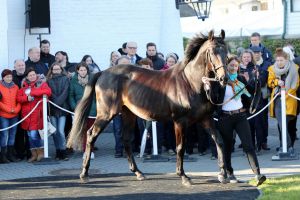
[
  {"xmin": 28, "ymin": 149, "xmax": 37, "ymax": 163},
  {"xmin": 36, "ymin": 148, "xmax": 44, "ymax": 162}
]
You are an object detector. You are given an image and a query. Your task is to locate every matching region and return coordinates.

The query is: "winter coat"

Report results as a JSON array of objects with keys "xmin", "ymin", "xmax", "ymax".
[
  {"xmin": 25, "ymin": 59, "xmax": 49, "ymax": 76},
  {"xmin": 17, "ymin": 76, "xmax": 52, "ymax": 130},
  {"xmin": 68, "ymin": 73, "xmax": 96, "ymax": 116},
  {"xmin": 0, "ymin": 82, "xmax": 21, "ymax": 119},
  {"xmin": 40, "ymin": 52, "xmax": 55, "ymax": 67},
  {"xmin": 12, "ymin": 70, "xmax": 26, "ymax": 88},
  {"xmin": 47, "ymin": 74, "xmax": 70, "ymax": 117},
  {"xmin": 268, "ymin": 65, "xmax": 299, "ymax": 117},
  {"xmin": 146, "ymin": 54, "xmax": 165, "ymax": 70}
]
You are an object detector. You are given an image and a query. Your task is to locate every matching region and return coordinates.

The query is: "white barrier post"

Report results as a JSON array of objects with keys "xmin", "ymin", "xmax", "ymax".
[
  {"xmin": 142, "ymin": 121, "xmax": 168, "ymax": 162},
  {"xmin": 272, "ymin": 87, "xmax": 299, "ymax": 161},
  {"xmin": 43, "ymin": 95, "xmax": 49, "ymax": 158},
  {"xmin": 152, "ymin": 121, "xmax": 158, "ymax": 155},
  {"xmin": 280, "ymin": 87, "xmax": 287, "ymax": 153},
  {"xmin": 139, "ymin": 129, "xmax": 148, "ymax": 158}
]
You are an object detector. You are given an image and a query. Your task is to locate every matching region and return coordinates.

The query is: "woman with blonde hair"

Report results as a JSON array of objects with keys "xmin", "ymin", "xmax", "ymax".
[{"xmin": 268, "ymin": 48, "xmax": 299, "ymax": 153}]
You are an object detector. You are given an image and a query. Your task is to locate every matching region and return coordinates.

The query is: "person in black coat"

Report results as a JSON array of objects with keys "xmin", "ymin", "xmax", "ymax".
[
  {"xmin": 203, "ymin": 56, "xmax": 266, "ymax": 186},
  {"xmin": 12, "ymin": 59, "xmax": 29, "ymax": 160},
  {"xmin": 251, "ymin": 46, "xmax": 272, "ymax": 151},
  {"xmin": 25, "ymin": 47, "xmax": 49, "ymax": 76},
  {"xmin": 46, "ymin": 62, "xmax": 70, "ymax": 160},
  {"xmin": 40, "ymin": 40, "xmax": 55, "ymax": 68},
  {"xmin": 146, "ymin": 42, "xmax": 165, "ymax": 70},
  {"xmin": 249, "ymin": 32, "xmax": 273, "ymax": 64}
]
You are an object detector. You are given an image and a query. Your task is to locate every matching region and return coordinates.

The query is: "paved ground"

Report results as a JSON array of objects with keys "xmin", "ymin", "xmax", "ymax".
[
  {"xmin": 0, "ymin": 118, "xmax": 299, "ymax": 199},
  {"xmin": 0, "ymin": 174, "xmax": 259, "ymax": 200}
]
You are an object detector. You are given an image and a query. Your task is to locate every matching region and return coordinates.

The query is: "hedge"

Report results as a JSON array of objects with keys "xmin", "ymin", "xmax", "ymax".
[{"xmin": 183, "ymin": 37, "xmax": 300, "ymax": 57}]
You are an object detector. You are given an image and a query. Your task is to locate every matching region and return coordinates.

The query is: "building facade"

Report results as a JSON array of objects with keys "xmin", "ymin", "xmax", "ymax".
[{"xmin": 0, "ymin": 0, "xmax": 184, "ymax": 70}]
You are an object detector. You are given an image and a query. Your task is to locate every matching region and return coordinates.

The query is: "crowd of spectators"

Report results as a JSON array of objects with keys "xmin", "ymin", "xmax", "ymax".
[{"xmin": 0, "ymin": 33, "xmax": 299, "ymax": 169}]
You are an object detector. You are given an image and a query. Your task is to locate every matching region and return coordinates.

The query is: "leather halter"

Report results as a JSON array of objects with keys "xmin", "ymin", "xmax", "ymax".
[{"xmin": 205, "ymin": 49, "xmax": 224, "ymax": 82}]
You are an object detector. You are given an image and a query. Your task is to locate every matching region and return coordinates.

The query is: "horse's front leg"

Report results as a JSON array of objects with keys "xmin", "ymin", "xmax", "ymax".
[
  {"xmin": 202, "ymin": 118, "xmax": 228, "ymax": 184},
  {"xmin": 174, "ymin": 121, "xmax": 192, "ymax": 186},
  {"xmin": 80, "ymin": 118, "xmax": 109, "ymax": 183},
  {"xmin": 122, "ymin": 110, "xmax": 145, "ymax": 181}
]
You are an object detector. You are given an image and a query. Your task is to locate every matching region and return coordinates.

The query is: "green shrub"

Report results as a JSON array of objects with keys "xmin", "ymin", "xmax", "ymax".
[
  {"xmin": 226, "ymin": 37, "xmax": 300, "ymax": 56},
  {"xmin": 183, "ymin": 37, "xmax": 300, "ymax": 56}
]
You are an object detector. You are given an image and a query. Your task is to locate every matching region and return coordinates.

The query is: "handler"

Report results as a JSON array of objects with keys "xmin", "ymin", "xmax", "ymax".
[{"xmin": 203, "ymin": 55, "xmax": 266, "ymax": 186}]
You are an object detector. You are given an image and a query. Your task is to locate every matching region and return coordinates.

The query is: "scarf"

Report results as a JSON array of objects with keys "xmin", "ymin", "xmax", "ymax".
[
  {"xmin": 273, "ymin": 61, "xmax": 298, "ymax": 91},
  {"xmin": 227, "ymin": 73, "xmax": 251, "ymax": 100},
  {"xmin": 1, "ymin": 80, "xmax": 15, "ymax": 88},
  {"xmin": 78, "ymin": 74, "xmax": 89, "ymax": 86},
  {"xmin": 256, "ymin": 57, "xmax": 263, "ymax": 66}
]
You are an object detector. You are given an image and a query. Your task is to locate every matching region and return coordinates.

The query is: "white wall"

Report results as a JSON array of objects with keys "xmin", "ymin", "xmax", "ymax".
[
  {"xmin": 0, "ymin": 0, "xmax": 8, "ymax": 68},
  {"xmin": 286, "ymin": 0, "xmax": 300, "ymax": 38},
  {"xmin": 181, "ymin": 0, "xmax": 284, "ymax": 38},
  {"xmin": 1, "ymin": 0, "xmax": 184, "ymax": 71}
]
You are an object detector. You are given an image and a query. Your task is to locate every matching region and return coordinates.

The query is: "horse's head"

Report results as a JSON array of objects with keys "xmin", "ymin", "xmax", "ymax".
[
  {"xmin": 205, "ymin": 30, "xmax": 228, "ymax": 86},
  {"xmin": 184, "ymin": 30, "xmax": 228, "ymax": 87}
]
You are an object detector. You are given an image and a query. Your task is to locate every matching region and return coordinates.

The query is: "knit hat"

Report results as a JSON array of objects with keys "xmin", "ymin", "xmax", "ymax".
[{"xmin": 1, "ymin": 69, "xmax": 12, "ymax": 79}]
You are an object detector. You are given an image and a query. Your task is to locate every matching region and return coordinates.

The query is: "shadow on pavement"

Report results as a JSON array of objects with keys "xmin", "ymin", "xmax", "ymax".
[{"xmin": 0, "ymin": 173, "xmax": 259, "ymax": 200}]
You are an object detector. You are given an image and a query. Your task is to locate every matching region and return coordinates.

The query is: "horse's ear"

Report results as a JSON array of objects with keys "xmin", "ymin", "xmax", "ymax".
[
  {"xmin": 208, "ymin": 30, "xmax": 214, "ymax": 40},
  {"xmin": 220, "ymin": 29, "xmax": 225, "ymax": 40}
]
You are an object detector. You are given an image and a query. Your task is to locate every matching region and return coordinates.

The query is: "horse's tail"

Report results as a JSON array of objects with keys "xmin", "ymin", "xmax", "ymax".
[{"xmin": 66, "ymin": 71, "xmax": 102, "ymax": 151}]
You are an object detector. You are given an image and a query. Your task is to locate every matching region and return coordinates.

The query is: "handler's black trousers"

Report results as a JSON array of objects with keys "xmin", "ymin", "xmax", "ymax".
[{"xmin": 218, "ymin": 112, "xmax": 261, "ymax": 175}]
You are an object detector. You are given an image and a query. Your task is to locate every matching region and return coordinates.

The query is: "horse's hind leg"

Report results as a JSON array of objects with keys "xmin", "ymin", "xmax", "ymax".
[
  {"xmin": 80, "ymin": 117, "xmax": 110, "ymax": 183},
  {"xmin": 121, "ymin": 108, "xmax": 145, "ymax": 181},
  {"xmin": 174, "ymin": 121, "xmax": 192, "ymax": 186}
]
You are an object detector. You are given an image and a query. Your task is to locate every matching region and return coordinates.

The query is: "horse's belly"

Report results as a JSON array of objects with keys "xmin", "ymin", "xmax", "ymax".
[{"xmin": 124, "ymin": 103, "xmax": 168, "ymax": 121}]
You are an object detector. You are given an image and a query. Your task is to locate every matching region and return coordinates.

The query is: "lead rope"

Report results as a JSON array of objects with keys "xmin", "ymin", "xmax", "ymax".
[{"xmin": 204, "ymin": 75, "xmax": 259, "ymax": 109}]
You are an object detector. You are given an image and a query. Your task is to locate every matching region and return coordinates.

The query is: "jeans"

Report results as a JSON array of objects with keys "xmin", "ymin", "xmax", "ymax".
[
  {"xmin": 27, "ymin": 130, "xmax": 44, "ymax": 149},
  {"xmin": 50, "ymin": 116, "xmax": 66, "ymax": 150},
  {"xmin": 0, "ymin": 116, "xmax": 18, "ymax": 147},
  {"xmin": 218, "ymin": 112, "xmax": 260, "ymax": 175},
  {"xmin": 113, "ymin": 114, "xmax": 123, "ymax": 154}
]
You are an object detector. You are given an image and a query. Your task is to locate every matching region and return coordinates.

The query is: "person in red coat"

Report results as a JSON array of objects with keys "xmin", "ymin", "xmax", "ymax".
[
  {"xmin": 17, "ymin": 68, "xmax": 51, "ymax": 162},
  {"xmin": 0, "ymin": 69, "xmax": 21, "ymax": 163}
]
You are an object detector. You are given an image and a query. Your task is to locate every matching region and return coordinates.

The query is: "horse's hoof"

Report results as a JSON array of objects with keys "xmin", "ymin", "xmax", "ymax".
[
  {"xmin": 136, "ymin": 173, "xmax": 146, "ymax": 181},
  {"xmin": 218, "ymin": 174, "xmax": 229, "ymax": 184},
  {"xmin": 80, "ymin": 174, "xmax": 89, "ymax": 183},
  {"xmin": 182, "ymin": 178, "xmax": 193, "ymax": 187}
]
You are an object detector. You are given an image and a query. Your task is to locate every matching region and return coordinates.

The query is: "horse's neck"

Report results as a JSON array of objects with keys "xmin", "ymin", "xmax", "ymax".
[{"xmin": 183, "ymin": 54, "xmax": 206, "ymax": 93}]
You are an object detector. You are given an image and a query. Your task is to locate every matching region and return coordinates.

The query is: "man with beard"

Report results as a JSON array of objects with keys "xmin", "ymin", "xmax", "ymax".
[
  {"xmin": 146, "ymin": 42, "xmax": 165, "ymax": 70},
  {"xmin": 40, "ymin": 40, "xmax": 55, "ymax": 68}
]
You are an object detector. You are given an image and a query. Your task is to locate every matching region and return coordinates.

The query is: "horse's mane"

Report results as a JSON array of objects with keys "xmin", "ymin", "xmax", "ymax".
[
  {"xmin": 184, "ymin": 30, "xmax": 226, "ymax": 66},
  {"xmin": 184, "ymin": 33, "xmax": 208, "ymax": 65}
]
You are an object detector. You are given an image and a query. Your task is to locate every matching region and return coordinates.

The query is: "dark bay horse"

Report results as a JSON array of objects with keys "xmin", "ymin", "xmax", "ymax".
[{"xmin": 67, "ymin": 30, "xmax": 228, "ymax": 186}]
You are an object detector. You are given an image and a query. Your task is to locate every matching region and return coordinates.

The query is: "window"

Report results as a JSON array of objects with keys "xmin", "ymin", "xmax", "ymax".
[
  {"xmin": 252, "ymin": 5, "xmax": 258, "ymax": 11},
  {"xmin": 291, "ymin": 0, "xmax": 300, "ymax": 12}
]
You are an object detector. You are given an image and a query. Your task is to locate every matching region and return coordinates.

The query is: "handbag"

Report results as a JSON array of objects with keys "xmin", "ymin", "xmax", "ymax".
[{"xmin": 38, "ymin": 117, "xmax": 56, "ymax": 140}]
